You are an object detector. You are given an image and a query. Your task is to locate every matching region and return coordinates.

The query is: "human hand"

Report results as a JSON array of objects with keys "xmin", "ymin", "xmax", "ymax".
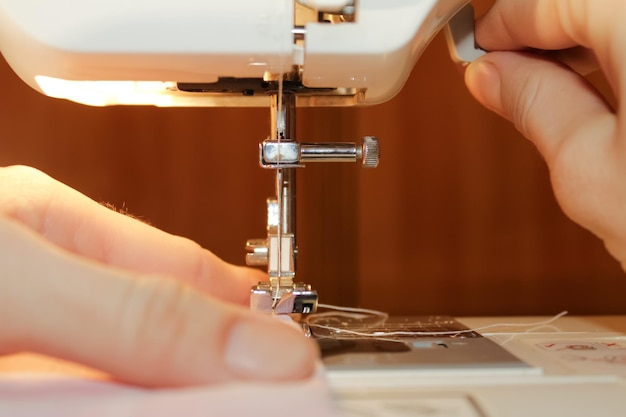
[
  {"xmin": 464, "ymin": 0, "xmax": 626, "ymax": 269},
  {"xmin": 0, "ymin": 166, "xmax": 317, "ymax": 387}
]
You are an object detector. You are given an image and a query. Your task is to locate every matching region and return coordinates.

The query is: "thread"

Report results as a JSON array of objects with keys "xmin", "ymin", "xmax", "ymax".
[
  {"xmin": 272, "ymin": 73, "xmax": 284, "ymax": 309},
  {"xmin": 306, "ymin": 304, "xmax": 568, "ymax": 339}
]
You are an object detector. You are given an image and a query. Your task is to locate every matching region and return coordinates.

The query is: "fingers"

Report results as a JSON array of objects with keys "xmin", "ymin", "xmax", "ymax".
[
  {"xmin": 466, "ymin": 0, "xmax": 626, "ymax": 269},
  {"xmin": 476, "ymin": 0, "xmax": 624, "ymax": 85},
  {"xmin": 543, "ymin": 47, "xmax": 600, "ymax": 77},
  {"xmin": 465, "ymin": 52, "xmax": 626, "ymax": 257},
  {"xmin": 464, "ymin": 52, "xmax": 615, "ymax": 164},
  {"xmin": 476, "ymin": 0, "xmax": 614, "ymax": 50},
  {"xmin": 476, "ymin": 0, "xmax": 626, "ymax": 88},
  {"xmin": 0, "ymin": 216, "xmax": 317, "ymax": 387},
  {"xmin": 0, "ymin": 166, "xmax": 264, "ymax": 305}
]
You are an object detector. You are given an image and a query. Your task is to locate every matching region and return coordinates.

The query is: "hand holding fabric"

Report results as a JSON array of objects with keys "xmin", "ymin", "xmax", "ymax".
[{"xmin": 0, "ymin": 166, "xmax": 317, "ymax": 387}]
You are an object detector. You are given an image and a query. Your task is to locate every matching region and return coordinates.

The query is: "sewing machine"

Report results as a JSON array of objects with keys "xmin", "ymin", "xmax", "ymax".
[
  {"xmin": 2, "ymin": 1, "xmax": 626, "ymax": 416},
  {"xmin": 0, "ymin": 0, "xmax": 482, "ymax": 313}
]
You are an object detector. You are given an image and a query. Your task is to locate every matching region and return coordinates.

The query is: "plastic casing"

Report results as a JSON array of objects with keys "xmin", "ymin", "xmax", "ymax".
[{"xmin": 0, "ymin": 0, "xmax": 469, "ymax": 107}]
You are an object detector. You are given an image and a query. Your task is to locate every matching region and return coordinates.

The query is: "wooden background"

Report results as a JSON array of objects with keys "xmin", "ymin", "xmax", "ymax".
[{"xmin": 1, "ymin": 0, "xmax": 625, "ymax": 316}]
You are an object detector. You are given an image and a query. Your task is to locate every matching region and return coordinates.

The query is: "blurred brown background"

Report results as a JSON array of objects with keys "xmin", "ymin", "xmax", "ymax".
[{"xmin": 1, "ymin": 0, "xmax": 624, "ymax": 317}]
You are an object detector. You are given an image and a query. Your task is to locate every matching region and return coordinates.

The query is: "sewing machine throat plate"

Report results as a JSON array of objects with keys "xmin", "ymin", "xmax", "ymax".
[{"xmin": 311, "ymin": 316, "xmax": 530, "ymax": 372}]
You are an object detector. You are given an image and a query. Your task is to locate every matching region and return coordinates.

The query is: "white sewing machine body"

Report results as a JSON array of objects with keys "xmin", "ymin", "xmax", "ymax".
[
  {"xmin": 0, "ymin": 0, "xmax": 476, "ymax": 107},
  {"xmin": 326, "ymin": 315, "xmax": 626, "ymax": 417}
]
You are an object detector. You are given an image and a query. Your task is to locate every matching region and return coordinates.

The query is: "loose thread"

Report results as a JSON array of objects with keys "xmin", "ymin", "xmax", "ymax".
[
  {"xmin": 306, "ymin": 305, "xmax": 569, "ymax": 339},
  {"xmin": 316, "ymin": 303, "xmax": 389, "ymax": 318}
]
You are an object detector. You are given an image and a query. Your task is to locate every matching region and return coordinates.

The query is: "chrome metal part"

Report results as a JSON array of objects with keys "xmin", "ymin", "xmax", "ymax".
[
  {"xmin": 248, "ymin": 90, "xmax": 303, "ymax": 311},
  {"xmin": 292, "ymin": 26, "xmax": 306, "ymax": 42},
  {"xmin": 360, "ymin": 136, "xmax": 380, "ymax": 168},
  {"xmin": 270, "ymin": 92, "xmax": 297, "ymax": 246},
  {"xmin": 247, "ymin": 85, "xmax": 380, "ymax": 314},
  {"xmin": 251, "ymin": 282, "xmax": 318, "ymax": 314},
  {"xmin": 246, "ymin": 4, "xmax": 378, "ymax": 312},
  {"xmin": 245, "ymin": 239, "xmax": 268, "ymax": 266},
  {"xmin": 301, "ymin": 142, "xmax": 360, "ymax": 162},
  {"xmin": 267, "ymin": 91, "xmax": 297, "ymax": 289},
  {"xmin": 301, "ymin": 135, "xmax": 379, "ymax": 166},
  {"xmin": 260, "ymin": 141, "xmax": 302, "ymax": 167},
  {"xmin": 260, "ymin": 136, "xmax": 379, "ymax": 167}
]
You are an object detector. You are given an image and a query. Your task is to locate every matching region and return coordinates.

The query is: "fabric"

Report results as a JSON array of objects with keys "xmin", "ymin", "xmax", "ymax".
[{"xmin": 0, "ymin": 371, "xmax": 337, "ymax": 417}]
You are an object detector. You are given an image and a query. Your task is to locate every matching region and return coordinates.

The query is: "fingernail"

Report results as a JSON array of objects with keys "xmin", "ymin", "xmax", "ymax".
[
  {"xmin": 465, "ymin": 59, "xmax": 503, "ymax": 114},
  {"xmin": 225, "ymin": 317, "xmax": 316, "ymax": 380}
]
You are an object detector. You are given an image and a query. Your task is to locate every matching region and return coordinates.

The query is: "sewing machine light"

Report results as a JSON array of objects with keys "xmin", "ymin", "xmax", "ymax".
[{"xmin": 34, "ymin": 77, "xmax": 180, "ymax": 107}]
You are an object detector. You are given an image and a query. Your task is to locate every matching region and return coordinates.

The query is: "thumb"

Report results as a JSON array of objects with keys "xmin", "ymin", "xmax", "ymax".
[
  {"xmin": 0, "ymin": 217, "xmax": 317, "ymax": 387},
  {"xmin": 464, "ymin": 51, "xmax": 614, "ymax": 164}
]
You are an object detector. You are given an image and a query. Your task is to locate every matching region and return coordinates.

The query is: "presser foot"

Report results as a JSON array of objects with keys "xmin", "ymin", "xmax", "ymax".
[{"xmin": 250, "ymin": 282, "xmax": 318, "ymax": 314}]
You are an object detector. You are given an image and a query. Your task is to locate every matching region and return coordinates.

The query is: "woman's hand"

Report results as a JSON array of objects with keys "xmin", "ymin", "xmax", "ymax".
[
  {"xmin": 465, "ymin": 0, "xmax": 626, "ymax": 269},
  {"xmin": 0, "ymin": 165, "xmax": 317, "ymax": 387}
]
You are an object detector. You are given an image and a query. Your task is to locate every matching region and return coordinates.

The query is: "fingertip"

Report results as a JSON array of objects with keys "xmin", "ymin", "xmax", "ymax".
[
  {"xmin": 224, "ymin": 314, "xmax": 318, "ymax": 381},
  {"xmin": 465, "ymin": 56, "xmax": 504, "ymax": 116}
]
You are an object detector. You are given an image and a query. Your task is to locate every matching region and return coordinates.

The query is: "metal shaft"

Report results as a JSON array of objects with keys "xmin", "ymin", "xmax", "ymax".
[
  {"xmin": 270, "ymin": 92, "xmax": 297, "ymax": 237},
  {"xmin": 300, "ymin": 142, "xmax": 361, "ymax": 162}
]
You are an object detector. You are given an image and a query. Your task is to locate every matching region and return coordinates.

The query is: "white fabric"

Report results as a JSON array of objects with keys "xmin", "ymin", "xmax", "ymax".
[{"xmin": 0, "ymin": 369, "xmax": 337, "ymax": 417}]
